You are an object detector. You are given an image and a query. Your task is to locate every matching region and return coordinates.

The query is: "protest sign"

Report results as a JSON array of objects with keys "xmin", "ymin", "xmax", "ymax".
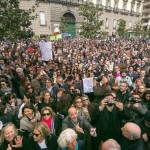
[
  {"xmin": 83, "ymin": 77, "xmax": 94, "ymax": 93},
  {"xmin": 39, "ymin": 41, "xmax": 53, "ymax": 61}
]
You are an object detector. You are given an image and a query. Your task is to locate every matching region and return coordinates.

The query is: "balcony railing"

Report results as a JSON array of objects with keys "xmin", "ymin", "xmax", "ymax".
[
  {"xmin": 130, "ymin": 10, "xmax": 135, "ymax": 16},
  {"xmin": 143, "ymin": 8, "xmax": 150, "ymax": 13},
  {"xmin": 105, "ymin": 6, "xmax": 112, "ymax": 12},
  {"xmin": 143, "ymin": 1, "xmax": 150, "ymax": 6},
  {"xmin": 113, "ymin": 7, "xmax": 119, "ymax": 13},
  {"xmin": 120, "ymin": 9, "xmax": 129, "ymax": 15}
]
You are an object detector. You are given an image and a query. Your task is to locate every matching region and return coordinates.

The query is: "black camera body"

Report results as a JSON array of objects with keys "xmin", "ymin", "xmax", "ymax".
[
  {"xmin": 131, "ymin": 99, "xmax": 142, "ymax": 104},
  {"xmin": 94, "ymin": 76, "xmax": 102, "ymax": 82},
  {"xmin": 106, "ymin": 99, "xmax": 114, "ymax": 106}
]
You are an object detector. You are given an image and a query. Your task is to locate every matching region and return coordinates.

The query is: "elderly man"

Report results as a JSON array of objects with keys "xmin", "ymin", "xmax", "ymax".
[
  {"xmin": 57, "ymin": 128, "xmax": 85, "ymax": 150},
  {"xmin": 121, "ymin": 122, "xmax": 145, "ymax": 150},
  {"xmin": 101, "ymin": 139, "xmax": 121, "ymax": 150},
  {"xmin": 62, "ymin": 107, "xmax": 96, "ymax": 141}
]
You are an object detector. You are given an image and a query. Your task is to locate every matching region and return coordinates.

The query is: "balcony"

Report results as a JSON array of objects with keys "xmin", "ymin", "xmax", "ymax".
[
  {"xmin": 48, "ymin": 0, "xmax": 84, "ymax": 6},
  {"xmin": 135, "ymin": 12, "xmax": 141, "ymax": 17},
  {"xmin": 142, "ymin": 15, "xmax": 150, "ymax": 19},
  {"xmin": 120, "ymin": 9, "xmax": 129, "ymax": 15},
  {"xmin": 143, "ymin": 1, "xmax": 150, "ymax": 7},
  {"xmin": 105, "ymin": 6, "xmax": 112, "ymax": 12},
  {"xmin": 113, "ymin": 7, "xmax": 119, "ymax": 13},
  {"xmin": 130, "ymin": 10, "xmax": 135, "ymax": 16},
  {"xmin": 143, "ymin": 8, "xmax": 150, "ymax": 13}
]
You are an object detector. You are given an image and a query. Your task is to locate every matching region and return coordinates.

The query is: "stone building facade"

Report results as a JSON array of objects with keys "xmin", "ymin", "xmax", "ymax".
[
  {"xmin": 20, "ymin": 0, "xmax": 143, "ymax": 36},
  {"xmin": 142, "ymin": 0, "xmax": 150, "ymax": 29}
]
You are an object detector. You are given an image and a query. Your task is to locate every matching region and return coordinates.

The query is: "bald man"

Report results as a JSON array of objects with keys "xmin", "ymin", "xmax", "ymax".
[
  {"xmin": 62, "ymin": 107, "xmax": 96, "ymax": 146},
  {"xmin": 101, "ymin": 139, "xmax": 120, "ymax": 150},
  {"xmin": 121, "ymin": 122, "xmax": 145, "ymax": 150}
]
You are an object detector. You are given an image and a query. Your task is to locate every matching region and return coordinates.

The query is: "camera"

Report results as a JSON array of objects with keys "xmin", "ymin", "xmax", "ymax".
[
  {"xmin": 106, "ymin": 99, "xmax": 114, "ymax": 106},
  {"xmin": 131, "ymin": 98, "xmax": 142, "ymax": 104},
  {"xmin": 94, "ymin": 76, "xmax": 102, "ymax": 82}
]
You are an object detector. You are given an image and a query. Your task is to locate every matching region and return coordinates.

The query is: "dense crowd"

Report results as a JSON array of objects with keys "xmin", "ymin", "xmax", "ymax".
[{"xmin": 0, "ymin": 38, "xmax": 150, "ymax": 150}]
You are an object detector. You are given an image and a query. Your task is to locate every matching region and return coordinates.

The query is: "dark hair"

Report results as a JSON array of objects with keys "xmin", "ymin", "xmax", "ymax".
[
  {"xmin": 0, "ymin": 105, "xmax": 7, "ymax": 116},
  {"xmin": 22, "ymin": 102, "xmax": 36, "ymax": 115},
  {"xmin": 3, "ymin": 93, "xmax": 16, "ymax": 104}
]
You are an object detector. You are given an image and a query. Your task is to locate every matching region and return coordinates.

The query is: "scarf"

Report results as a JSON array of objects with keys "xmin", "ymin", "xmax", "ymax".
[{"xmin": 41, "ymin": 117, "xmax": 55, "ymax": 134}]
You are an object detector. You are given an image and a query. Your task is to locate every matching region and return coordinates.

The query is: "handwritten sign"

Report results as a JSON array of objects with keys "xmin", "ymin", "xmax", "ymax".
[
  {"xmin": 83, "ymin": 77, "xmax": 94, "ymax": 93},
  {"xmin": 39, "ymin": 41, "xmax": 53, "ymax": 61}
]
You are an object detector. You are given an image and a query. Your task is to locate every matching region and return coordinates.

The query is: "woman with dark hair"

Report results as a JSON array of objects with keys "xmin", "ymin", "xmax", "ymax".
[
  {"xmin": 143, "ymin": 90, "xmax": 150, "ymax": 110},
  {"xmin": 29, "ymin": 122, "xmax": 58, "ymax": 150},
  {"xmin": 20, "ymin": 103, "xmax": 41, "ymax": 138},
  {"xmin": 3, "ymin": 93, "xmax": 22, "ymax": 128},
  {"xmin": 0, "ymin": 122, "xmax": 28, "ymax": 150},
  {"xmin": 0, "ymin": 105, "xmax": 13, "ymax": 130},
  {"xmin": 56, "ymin": 92, "xmax": 71, "ymax": 119}
]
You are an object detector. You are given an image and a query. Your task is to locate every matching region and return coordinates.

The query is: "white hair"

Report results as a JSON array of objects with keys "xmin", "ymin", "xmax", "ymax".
[{"xmin": 57, "ymin": 128, "xmax": 77, "ymax": 148}]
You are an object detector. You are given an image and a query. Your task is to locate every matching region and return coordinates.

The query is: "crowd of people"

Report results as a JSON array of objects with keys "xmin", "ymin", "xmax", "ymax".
[{"xmin": 0, "ymin": 38, "xmax": 150, "ymax": 150}]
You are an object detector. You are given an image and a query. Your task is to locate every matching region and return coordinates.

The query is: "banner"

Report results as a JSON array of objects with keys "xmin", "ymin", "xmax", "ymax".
[
  {"xmin": 39, "ymin": 41, "xmax": 53, "ymax": 61},
  {"xmin": 56, "ymin": 34, "xmax": 62, "ymax": 39},
  {"xmin": 83, "ymin": 77, "xmax": 94, "ymax": 93},
  {"xmin": 50, "ymin": 36, "xmax": 55, "ymax": 41}
]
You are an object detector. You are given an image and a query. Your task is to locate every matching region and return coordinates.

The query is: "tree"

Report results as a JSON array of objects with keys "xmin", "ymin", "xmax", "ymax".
[
  {"xmin": 132, "ymin": 21, "xmax": 144, "ymax": 37},
  {"xmin": 59, "ymin": 16, "xmax": 68, "ymax": 33},
  {"xmin": 78, "ymin": 2, "xmax": 103, "ymax": 38},
  {"xmin": 0, "ymin": 0, "xmax": 39, "ymax": 40},
  {"xmin": 116, "ymin": 19, "xmax": 127, "ymax": 37}
]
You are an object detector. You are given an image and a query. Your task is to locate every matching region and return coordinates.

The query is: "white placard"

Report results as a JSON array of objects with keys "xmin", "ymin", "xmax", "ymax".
[
  {"xmin": 83, "ymin": 77, "xmax": 94, "ymax": 93},
  {"xmin": 39, "ymin": 41, "xmax": 53, "ymax": 61}
]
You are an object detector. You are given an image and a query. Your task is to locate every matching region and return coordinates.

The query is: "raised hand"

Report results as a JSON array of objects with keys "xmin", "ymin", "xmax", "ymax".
[
  {"xmin": 7, "ymin": 144, "xmax": 12, "ymax": 150},
  {"xmin": 76, "ymin": 123, "xmax": 84, "ymax": 134},
  {"xmin": 12, "ymin": 136, "xmax": 23, "ymax": 148}
]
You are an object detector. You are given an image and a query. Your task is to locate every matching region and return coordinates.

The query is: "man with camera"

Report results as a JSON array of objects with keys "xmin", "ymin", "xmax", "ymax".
[
  {"xmin": 124, "ymin": 93, "xmax": 147, "ymax": 125},
  {"xmin": 92, "ymin": 93, "xmax": 126, "ymax": 150}
]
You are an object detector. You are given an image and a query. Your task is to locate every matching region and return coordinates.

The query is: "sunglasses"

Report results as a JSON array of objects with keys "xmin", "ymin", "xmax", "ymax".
[
  {"xmin": 42, "ymin": 113, "xmax": 51, "ymax": 116},
  {"xmin": 33, "ymin": 133, "xmax": 41, "ymax": 137},
  {"xmin": 82, "ymin": 99, "xmax": 88, "ymax": 101}
]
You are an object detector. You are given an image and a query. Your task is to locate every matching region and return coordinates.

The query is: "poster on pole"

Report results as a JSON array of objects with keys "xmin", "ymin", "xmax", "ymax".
[
  {"xmin": 83, "ymin": 77, "xmax": 94, "ymax": 93},
  {"xmin": 39, "ymin": 41, "xmax": 53, "ymax": 61}
]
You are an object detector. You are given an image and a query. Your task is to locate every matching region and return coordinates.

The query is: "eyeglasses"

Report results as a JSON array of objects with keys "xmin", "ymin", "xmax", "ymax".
[
  {"xmin": 42, "ymin": 113, "xmax": 51, "ymax": 116},
  {"xmin": 1, "ymin": 84, "xmax": 5, "ymax": 86},
  {"xmin": 69, "ymin": 89, "xmax": 74, "ymax": 91},
  {"xmin": 76, "ymin": 101, "xmax": 82, "ymax": 103},
  {"xmin": 33, "ymin": 133, "xmax": 41, "ymax": 137}
]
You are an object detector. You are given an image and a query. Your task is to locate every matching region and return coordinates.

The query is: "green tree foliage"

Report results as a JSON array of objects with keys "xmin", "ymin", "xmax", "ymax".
[
  {"xmin": 79, "ymin": 2, "xmax": 103, "ymax": 38},
  {"xmin": 132, "ymin": 21, "xmax": 144, "ymax": 37},
  {"xmin": 132, "ymin": 21, "xmax": 150, "ymax": 38},
  {"xmin": 59, "ymin": 16, "xmax": 68, "ymax": 33},
  {"xmin": 0, "ymin": 0, "xmax": 39, "ymax": 40},
  {"xmin": 117, "ymin": 19, "xmax": 127, "ymax": 37}
]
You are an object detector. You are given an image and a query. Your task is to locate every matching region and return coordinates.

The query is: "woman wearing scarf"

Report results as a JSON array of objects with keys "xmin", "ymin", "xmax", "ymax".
[{"xmin": 41, "ymin": 106, "xmax": 62, "ymax": 136}]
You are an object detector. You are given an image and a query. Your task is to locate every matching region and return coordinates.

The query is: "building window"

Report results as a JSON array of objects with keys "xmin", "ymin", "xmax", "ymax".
[
  {"xmin": 136, "ymin": 3, "xmax": 140, "ymax": 13},
  {"xmin": 105, "ymin": 18, "xmax": 109, "ymax": 29},
  {"xmin": 39, "ymin": 12, "xmax": 46, "ymax": 25},
  {"xmin": 123, "ymin": 1, "xmax": 127, "ymax": 10},
  {"xmin": 130, "ymin": 2, "xmax": 135, "ymax": 11},
  {"xmin": 114, "ymin": 0, "xmax": 119, "ymax": 8},
  {"xmin": 129, "ymin": 21, "xmax": 132, "ymax": 28},
  {"xmin": 106, "ymin": 0, "xmax": 111, "ymax": 7},
  {"xmin": 113, "ymin": 19, "xmax": 117, "ymax": 29},
  {"xmin": 96, "ymin": 0, "xmax": 102, "ymax": 5}
]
